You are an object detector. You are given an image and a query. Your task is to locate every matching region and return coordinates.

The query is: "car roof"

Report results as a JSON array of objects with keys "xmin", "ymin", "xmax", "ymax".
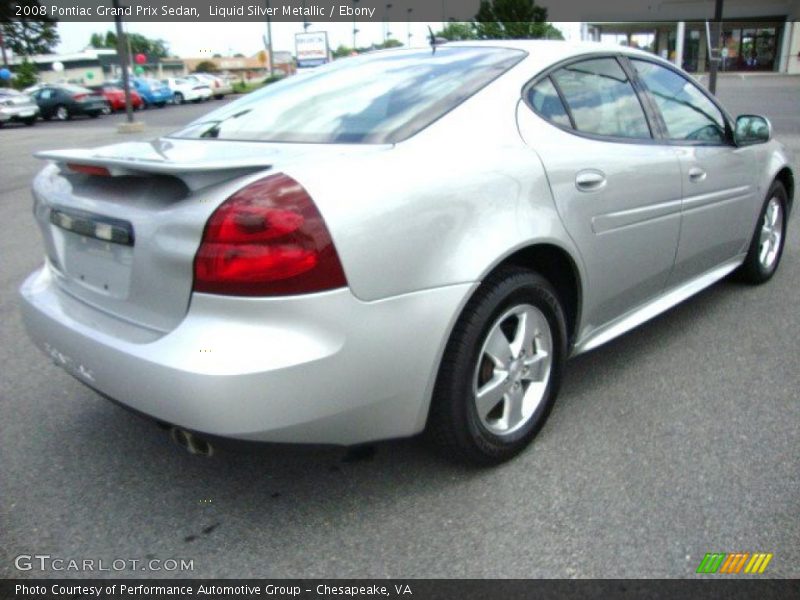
[{"xmin": 388, "ymin": 40, "xmax": 671, "ymax": 72}]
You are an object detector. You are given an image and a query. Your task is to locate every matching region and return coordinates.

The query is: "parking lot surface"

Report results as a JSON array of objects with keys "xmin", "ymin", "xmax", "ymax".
[{"xmin": 1, "ymin": 76, "xmax": 798, "ymax": 578}]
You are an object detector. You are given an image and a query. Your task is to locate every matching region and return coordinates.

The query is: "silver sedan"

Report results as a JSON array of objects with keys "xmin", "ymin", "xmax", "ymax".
[{"xmin": 20, "ymin": 41, "xmax": 794, "ymax": 465}]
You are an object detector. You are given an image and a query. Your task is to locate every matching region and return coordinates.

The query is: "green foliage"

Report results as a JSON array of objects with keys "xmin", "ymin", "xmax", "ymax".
[
  {"xmin": 332, "ymin": 45, "xmax": 354, "ymax": 59},
  {"xmin": 194, "ymin": 60, "xmax": 219, "ymax": 73},
  {"xmin": 1, "ymin": 1, "xmax": 59, "ymax": 56},
  {"xmin": 12, "ymin": 58, "xmax": 38, "ymax": 89},
  {"xmin": 332, "ymin": 39, "xmax": 404, "ymax": 59},
  {"xmin": 474, "ymin": 0, "xmax": 563, "ymax": 40},
  {"xmin": 89, "ymin": 30, "xmax": 169, "ymax": 59},
  {"xmin": 435, "ymin": 22, "xmax": 478, "ymax": 41},
  {"xmin": 380, "ymin": 39, "xmax": 403, "ymax": 49}
]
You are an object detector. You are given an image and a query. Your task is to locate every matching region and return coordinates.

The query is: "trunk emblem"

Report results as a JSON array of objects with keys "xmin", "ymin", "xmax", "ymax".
[{"xmin": 50, "ymin": 208, "xmax": 134, "ymax": 246}]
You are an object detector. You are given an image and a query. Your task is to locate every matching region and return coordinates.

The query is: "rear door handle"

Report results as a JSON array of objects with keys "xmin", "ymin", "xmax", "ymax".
[
  {"xmin": 575, "ymin": 170, "xmax": 607, "ymax": 192},
  {"xmin": 688, "ymin": 167, "xmax": 707, "ymax": 182}
]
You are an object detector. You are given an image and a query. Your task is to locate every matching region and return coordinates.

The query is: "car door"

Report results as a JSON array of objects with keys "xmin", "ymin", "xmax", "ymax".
[
  {"xmin": 628, "ymin": 58, "xmax": 758, "ymax": 284},
  {"xmin": 517, "ymin": 56, "xmax": 683, "ymax": 333},
  {"xmin": 34, "ymin": 88, "xmax": 55, "ymax": 117}
]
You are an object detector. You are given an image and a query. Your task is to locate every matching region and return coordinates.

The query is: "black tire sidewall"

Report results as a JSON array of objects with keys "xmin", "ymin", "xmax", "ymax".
[{"xmin": 432, "ymin": 269, "xmax": 567, "ymax": 463}]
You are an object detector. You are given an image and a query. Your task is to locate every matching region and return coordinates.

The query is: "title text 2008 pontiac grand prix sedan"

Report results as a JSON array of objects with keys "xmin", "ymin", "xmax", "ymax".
[{"xmin": 20, "ymin": 42, "xmax": 794, "ymax": 465}]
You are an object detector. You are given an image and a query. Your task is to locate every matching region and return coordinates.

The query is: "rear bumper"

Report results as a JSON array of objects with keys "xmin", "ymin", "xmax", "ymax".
[
  {"xmin": 20, "ymin": 264, "xmax": 472, "ymax": 445},
  {"xmin": 0, "ymin": 105, "xmax": 39, "ymax": 121}
]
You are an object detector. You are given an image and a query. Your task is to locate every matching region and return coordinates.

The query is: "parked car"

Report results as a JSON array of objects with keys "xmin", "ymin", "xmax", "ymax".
[
  {"xmin": 111, "ymin": 77, "xmax": 172, "ymax": 108},
  {"xmin": 0, "ymin": 88, "xmax": 40, "ymax": 126},
  {"xmin": 31, "ymin": 84, "xmax": 108, "ymax": 120},
  {"xmin": 161, "ymin": 77, "xmax": 212, "ymax": 104},
  {"xmin": 20, "ymin": 42, "xmax": 794, "ymax": 464},
  {"xmin": 186, "ymin": 73, "xmax": 233, "ymax": 99},
  {"xmin": 89, "ymin": 83, "xmax": 144, "ymax": 113}
]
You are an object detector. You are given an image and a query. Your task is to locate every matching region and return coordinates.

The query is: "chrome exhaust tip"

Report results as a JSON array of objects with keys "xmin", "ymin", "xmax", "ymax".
[{"xmin": 169, "ymin": 427, "xmax": 214, "ymax": 457}]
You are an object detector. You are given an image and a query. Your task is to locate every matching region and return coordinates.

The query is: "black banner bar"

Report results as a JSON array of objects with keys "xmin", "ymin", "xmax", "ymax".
[
  {"xmin": 2, "ymin": 580, "xmax": 800, "ymax": 600},
  {"xmin": 0, "ymin": 0, "xmax": 765, "ymax": 23}
]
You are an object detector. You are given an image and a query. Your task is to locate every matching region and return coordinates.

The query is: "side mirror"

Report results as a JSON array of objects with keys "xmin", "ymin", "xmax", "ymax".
[{"xmin": 735, "ymin": 115, "xmax": 772, "ymax": 146}]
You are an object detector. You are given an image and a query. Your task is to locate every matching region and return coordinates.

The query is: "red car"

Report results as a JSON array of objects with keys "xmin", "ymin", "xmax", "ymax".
[{"xmin": 90, "ymin": 84, "xmax": 144, "ymax": 113}]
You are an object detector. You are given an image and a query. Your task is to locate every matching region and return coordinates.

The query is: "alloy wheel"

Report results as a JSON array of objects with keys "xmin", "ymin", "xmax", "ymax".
[
  {"xmin": 473, "ymin": 304, "xmax": 553, "ymax": 436},
  {"xmin": 759, "ymin": 197, "xmax": 784, "ymax": 271}
]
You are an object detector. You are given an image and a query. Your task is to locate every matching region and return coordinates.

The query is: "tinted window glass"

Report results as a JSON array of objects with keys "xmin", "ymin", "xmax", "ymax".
[
  {"xmin": 551, "ymin": 58, "xmax": 651, "ymax": 139},
  {"xmin": 527, "ymin": 77, "xmax": 571, "ymax": 127},
  {"xmin": 632, "ymin": 59, "xmax": 726, "ymax": 143},
  {"xmin": 172, "ymin": 47, "xmax": 526, "ymax": 144}
]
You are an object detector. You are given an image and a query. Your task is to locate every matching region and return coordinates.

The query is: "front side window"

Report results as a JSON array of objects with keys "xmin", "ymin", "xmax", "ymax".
[
  {"xmin": 631, "ymin": 59, "xmax": 727, "ymax": 143},
  {"xmin": 551, "ymin": 58, "xmax": 651, "ymax": 139},
  {"xmin": 171, "ymin": 47, "xmax": 525, "ymax": 144}
]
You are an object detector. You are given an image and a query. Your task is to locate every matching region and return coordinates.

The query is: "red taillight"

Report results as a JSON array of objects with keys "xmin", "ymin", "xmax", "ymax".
[
  {"xmin": 72, "ymin": 93, "xmax": 88, "ymax": 101},
  {"xmin": 67, "ymin": 163, "xmax": 110, "ymax": 176},
  {"xmin": 193, "ymin": 173, "xmax": 347, "ymax": 296}
]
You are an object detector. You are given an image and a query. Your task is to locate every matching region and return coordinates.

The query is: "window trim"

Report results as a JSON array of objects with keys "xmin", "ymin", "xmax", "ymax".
[
  {"xmin": 521, "ymin": 51, "xmax": 736, "ymax": 147},
  {"xmin": 622, "ymin": 55, "xmax": 736, "ymax": 147}
]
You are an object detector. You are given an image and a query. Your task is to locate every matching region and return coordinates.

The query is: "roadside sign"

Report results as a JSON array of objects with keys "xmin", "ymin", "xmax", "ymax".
[{"xmin": 295, "ymin": 32, "xmax": 329, "ymax": 69}]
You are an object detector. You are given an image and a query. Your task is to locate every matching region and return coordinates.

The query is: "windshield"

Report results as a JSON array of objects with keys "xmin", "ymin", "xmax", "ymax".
[{"xmin": 171, "ymin": 47, "xmax": 525, "ymax": 144}]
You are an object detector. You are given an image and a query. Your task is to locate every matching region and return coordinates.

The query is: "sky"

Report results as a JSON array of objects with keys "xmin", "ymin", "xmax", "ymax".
[{"xmin": 54, "ymin": 21, "xmax": 582, "ymax": 58}]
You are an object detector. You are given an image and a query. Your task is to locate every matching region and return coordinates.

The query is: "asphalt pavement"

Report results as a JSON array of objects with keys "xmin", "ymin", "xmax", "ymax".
[{"xmin": 1, "ymin": 76, "xmax": 798, "ymax": 579}]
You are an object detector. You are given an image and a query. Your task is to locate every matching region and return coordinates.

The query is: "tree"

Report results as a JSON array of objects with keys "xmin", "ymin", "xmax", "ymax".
[
  {"xmin": 194, "ymin": 60, "xmax": 219, "ymax": 73},
  {"xmin": 12, "ymin": 57, "xmax": 37, "ymax": 89},
  {"xmin": 332, "ymin": 39, "xmax": 404, "ymax": 60},
  {"xmin": 435, "ymin": 22, "xmax": 477, "ymax": 41},
  {"xmin": 1, "ymin": 1, "xmax": 59, "ymax": 56},
  {"xmin": 474, "ymin": 0, "xmax": 563, "ymax": 40},
  {"xmin": 379, "ymin": 39, "xmax": 403, "ymax": 49},
  {"xmin": 89, "ymin": 30, "xmax": 169, "ymax": 59}
]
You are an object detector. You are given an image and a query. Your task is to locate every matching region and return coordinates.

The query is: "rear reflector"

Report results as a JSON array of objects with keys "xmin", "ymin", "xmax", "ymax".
[
  {"xmin": 193, "ymin": 173, "xmax": 347, "ymax": 296},
  {"xmin": 67, "ymin": 163, "xmax": 110, "ymax": 177}
]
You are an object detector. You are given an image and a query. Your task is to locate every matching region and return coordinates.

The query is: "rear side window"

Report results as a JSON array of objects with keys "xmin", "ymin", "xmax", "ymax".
[
  {"xmin": 631, "ymin": 59, "xmax": 727, "ymax": 143},
  {"xmin": 527, "ymin": 78, "xmax": 571, "ymax": 127},
  {"xmin": 551, "ymin": 58, "xmax": 651, "ymax": 139}
]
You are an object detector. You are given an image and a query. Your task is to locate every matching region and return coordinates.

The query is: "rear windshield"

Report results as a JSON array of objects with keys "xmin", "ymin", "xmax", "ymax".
[
  {"xmin": 171, "ymin": 47, "xmax": 525, "ymax": 144},
  {"xmin": 62, "ymin": 85, "xmax": 92, "ymax": 94}
]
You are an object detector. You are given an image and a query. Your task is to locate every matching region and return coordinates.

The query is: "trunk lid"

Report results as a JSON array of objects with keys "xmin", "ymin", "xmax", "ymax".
[{"xmin": 33, "ymin": 138, "xmax": 388, "ymax": 334}]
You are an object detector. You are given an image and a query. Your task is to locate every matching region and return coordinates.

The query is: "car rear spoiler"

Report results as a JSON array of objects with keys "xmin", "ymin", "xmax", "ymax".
[{"xmin": 35, "ymin": 147, "xmax": 273, "ymax": 191}]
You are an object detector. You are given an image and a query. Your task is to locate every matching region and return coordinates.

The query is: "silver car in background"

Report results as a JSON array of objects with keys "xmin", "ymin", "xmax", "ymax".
[
  {"xmin": 20, "ymin": 42, "xmax": 794, "ymax": 464},
  {"xmin": 0, "ymin": 88, "xmax": 39, "ymax": 127}
]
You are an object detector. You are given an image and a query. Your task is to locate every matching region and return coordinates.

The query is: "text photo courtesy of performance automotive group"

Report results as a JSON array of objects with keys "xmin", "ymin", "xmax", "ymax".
[{"xmin": 1, "ymin": 0, "xmax": 798, "ymax": 589}]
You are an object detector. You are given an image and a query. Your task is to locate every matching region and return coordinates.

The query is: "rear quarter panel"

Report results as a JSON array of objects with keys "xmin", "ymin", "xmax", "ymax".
[{"xmin": 282, "ymin": 70, "xmax": 583, "ymax": 304}]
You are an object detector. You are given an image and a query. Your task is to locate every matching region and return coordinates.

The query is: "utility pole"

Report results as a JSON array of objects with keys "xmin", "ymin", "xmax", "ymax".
[
  {"xmin": 265, "ymin": 0, "xmax": 274, "ymax": 77},
  {"xmin": 352, "ymin": 0, "xmax": 359, "ymax": 50},
  {"xmin": 113, "ymin": 0, "xmax": 134, "ymax": 124},
  {"xmin": 708, "ymin": 0, "xmax": 724, "ymax": 95}
]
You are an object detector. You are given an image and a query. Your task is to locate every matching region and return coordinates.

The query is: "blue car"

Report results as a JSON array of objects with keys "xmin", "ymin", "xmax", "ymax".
[{"xmin": 122, "ymin": 77, "xmax": 172, "ymax": 108}]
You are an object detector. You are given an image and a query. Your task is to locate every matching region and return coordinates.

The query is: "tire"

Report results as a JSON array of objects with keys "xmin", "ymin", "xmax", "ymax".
[
  {"xmin": 88, "ymin": 111, "xmax": 100, "ymax": 119},
  {"xmin": 427, "ymin": 267, "xmax": 568, "ymax": 465},
  {"xmin": 54, "ymin": 105, "xmax": 70, "ymax": 121},
  {"xmin": 214, "ymin": 94, "xmax": 224, "ymax": 100},
  {"xmin": 24, "ymin": 117, "xmax": 36, "ymax": 126},
  {"xmin": 736, "ymin": 181, "xmax": 788, "ymax": 284},
  {"xmin": 174, "ymin": 92, "xmax": 184, "ymax": 105}
]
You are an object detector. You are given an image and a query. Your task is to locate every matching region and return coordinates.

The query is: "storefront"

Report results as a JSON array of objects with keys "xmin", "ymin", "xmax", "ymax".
[{"xmin": 585, "ymin": 19, "xmax": 796, "ymax": 74}]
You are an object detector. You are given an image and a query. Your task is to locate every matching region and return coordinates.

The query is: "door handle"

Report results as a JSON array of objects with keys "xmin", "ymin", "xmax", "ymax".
[
  {"xmin": 575, "ymin": 170, "xmax": 607, "ymax": 192},
  {"xmin": 688, "ymin": 167, "xmax": 707, "ymax": 182}
]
